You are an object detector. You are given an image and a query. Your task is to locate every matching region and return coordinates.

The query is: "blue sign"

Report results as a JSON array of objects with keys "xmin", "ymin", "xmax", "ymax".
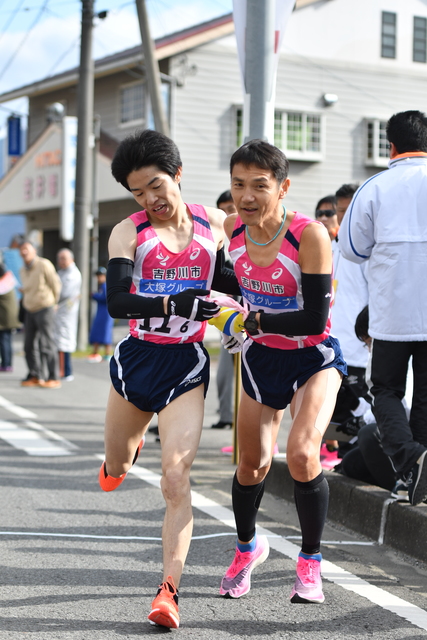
[
  {"xmin": 7, "ymin": 116, "xmax": 21, "ymax": 156},
  {"xmin": 139, "ymin": 280, "xmax": 208, "ymax": 295}
]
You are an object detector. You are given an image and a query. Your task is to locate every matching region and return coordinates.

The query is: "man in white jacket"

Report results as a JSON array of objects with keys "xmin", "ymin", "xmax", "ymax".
[{"xmin": 339, "ymin": 110, "xmax": 427, "ymax": 506}]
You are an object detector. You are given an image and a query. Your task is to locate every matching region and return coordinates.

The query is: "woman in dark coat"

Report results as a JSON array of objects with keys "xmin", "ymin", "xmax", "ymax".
[{"xmin": 88, "ymin": 267, "xmax": 114, "ymax": 362}]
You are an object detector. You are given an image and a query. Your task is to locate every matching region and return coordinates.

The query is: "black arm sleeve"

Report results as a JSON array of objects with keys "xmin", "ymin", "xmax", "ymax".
[
  {"xmin": 211, "ymin": 247, "xmax": 241, "ymax": 296},
  {"xmin": 259, "ymin": 273, "xmax": 332, "ymax": 336},
  {"xmin": 106, "ymin": 257, "xmax": 165, "ymax": 319}
]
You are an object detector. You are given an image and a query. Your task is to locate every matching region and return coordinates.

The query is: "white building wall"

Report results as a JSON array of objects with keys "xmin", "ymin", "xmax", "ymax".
[{"xmin": 284, "ymin": 0, "xmax": 427, "ymax": 69}]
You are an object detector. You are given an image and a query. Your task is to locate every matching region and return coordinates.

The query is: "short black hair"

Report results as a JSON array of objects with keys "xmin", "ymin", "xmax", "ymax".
[
  {"xmin": 216, "ymin": 190, "xmax": 233, "ymax": 208},
  {"xmin": 355, "ymin": 305, "xmax": 369, "ymax": 342},
  {"xmin": 335, "ymin": 183, "xmax": 359, "ymax": 200},
  {"xmin": 111, "ymin": 129, "xmax": 182, "ymax": 191},
  {"xmin": 230, "ymin": 139, "xmax": 289, "ymax": 184},
  {"xmin": 315, "ymin": 195, "xmax": 336, "ymax": 211},
  {"xmin": 386, "ymin": 110, "xmax": 427, "ymax": 154}
]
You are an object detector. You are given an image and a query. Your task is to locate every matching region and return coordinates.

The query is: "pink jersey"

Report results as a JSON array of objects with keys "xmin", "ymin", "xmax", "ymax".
[
  {"xmin": 229, "ymin": 211, "xmax": 332, "ymax": 350},
  {"xmin": 128, "ymin": 204, "xmax": 217, "ymax": 344}
]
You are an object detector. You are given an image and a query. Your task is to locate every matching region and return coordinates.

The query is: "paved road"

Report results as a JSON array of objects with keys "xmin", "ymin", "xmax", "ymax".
[{"xmin": 0, "ymin": 331, "xmax": 426, "ymax": 639}]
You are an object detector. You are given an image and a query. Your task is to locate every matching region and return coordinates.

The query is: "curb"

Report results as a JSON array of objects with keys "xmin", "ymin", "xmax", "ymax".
[{"xmin": 265, "ymin": 458, "xmax": 427, "ymax": 564}]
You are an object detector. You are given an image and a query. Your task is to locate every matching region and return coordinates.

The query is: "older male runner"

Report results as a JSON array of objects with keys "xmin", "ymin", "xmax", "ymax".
[{"xmin": 219, "ymin": 139, "xmax": 346, "ymax": 604}]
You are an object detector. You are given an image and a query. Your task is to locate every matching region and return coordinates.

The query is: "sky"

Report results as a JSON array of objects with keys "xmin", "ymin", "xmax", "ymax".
[{"xmin": 0, "ymin": 0, "xmax": 233, "ymax": 138}]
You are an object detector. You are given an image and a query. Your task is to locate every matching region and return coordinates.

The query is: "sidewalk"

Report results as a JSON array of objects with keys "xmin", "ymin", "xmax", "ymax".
[{"xmin": 9, "ymin": 326, "xmax": 427, "ymax": 565}]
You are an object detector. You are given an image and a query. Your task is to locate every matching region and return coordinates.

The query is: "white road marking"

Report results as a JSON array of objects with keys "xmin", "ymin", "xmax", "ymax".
[
  {"xmin": 0, "ymin": 530, "xmax": 375, "ymax": 545},
  {"xmin": 0, "ymin": 395, "xmax": 37, "ymax": 419},
  {"xmin": 24, "ymin": 419, "xmax": 78, "ymax": 450},
  {"xmin": 0, "ymin": 420, "xmax": 73, "ymax": 456}
]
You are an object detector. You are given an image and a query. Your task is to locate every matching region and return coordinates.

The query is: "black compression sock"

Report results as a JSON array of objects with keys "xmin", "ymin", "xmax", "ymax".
[
  {"xmin": 293, "ymin": 472, "xmax": 329, "ymax": 555},
  {"xmin": 232, "ymin": 472, "xmax": 265, "ymax": 542}
]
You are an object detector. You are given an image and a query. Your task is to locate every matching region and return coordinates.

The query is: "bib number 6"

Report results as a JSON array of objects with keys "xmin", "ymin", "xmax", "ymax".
[{"xmin": 139, "ymin": 317, "xmax": 191, "ymax": 334}]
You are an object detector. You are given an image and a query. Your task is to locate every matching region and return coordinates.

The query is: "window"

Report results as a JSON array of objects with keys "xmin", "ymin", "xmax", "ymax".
[
  {"xmin": 120, "ymin": 82, "xmax": 146, "ymax": 124},
  {"xmin": 235, "ymin": 108, "xmax": 323, "ymax": 161},
  {"xmin": 414, "ymin": 16, "xmax": 427, "ymax": 63},
  {"xmin": 381, "ymin": 11, "xmax": 397, "ymax": 58},
  {"xmin": 120, "ymin": 80, "xmax": 171, "ymax": 128},
  {"xmin": 365, "ymin": 119, "xmax": 389, "ymax": 167}
]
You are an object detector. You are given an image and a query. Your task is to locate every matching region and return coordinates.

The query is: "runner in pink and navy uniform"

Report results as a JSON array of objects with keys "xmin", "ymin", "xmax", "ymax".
[
  {"xmin": 98, "ymin": 129, "xmax": 240, "ymax": 629},
  {"xmin": 219, "ymin": 139, "xmax": 346, "ymax": 605}
]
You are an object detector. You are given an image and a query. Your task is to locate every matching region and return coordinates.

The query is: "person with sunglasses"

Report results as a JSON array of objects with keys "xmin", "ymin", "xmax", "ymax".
[{"xmin": 314, "ymin": 195, "xmax": 339, "ymax": 240}]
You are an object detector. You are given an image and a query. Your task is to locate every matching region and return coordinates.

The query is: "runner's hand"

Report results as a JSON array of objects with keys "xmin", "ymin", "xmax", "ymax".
[
  {"xmin": 167, "ymin": 289, "xmax": 219, "ymax": 321},
  {"xmin": 221, "ymin": 332, "xmax": 245, "ymax": 353}
]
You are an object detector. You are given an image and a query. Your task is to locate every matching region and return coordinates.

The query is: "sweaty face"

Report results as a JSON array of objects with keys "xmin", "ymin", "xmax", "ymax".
[
  {"xmin": 127, "ymin": 165, "xmax": 182, "ymax": 221},
  {"xmin": 230, "ymin": 163, "xmax": 289, "ymax": 226},
  {"xmin": 336, "ymin": 197, "xmax": 352, "ymax": 225}
]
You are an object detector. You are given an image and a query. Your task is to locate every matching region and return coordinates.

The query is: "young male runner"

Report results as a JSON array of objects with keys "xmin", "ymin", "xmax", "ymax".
[
  {"xmin": 219, "ymin": 139, "xmax": 346, "ymax": 603},
  {"xmin": 98, "ymin": 129, "xmax": 239, "ymax": 628}
]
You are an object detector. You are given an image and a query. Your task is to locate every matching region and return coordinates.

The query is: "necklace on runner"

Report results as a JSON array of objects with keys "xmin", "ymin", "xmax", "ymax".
[{"xmin": 246, "ymin": 206, "xmax": 287, "ymax": 246}]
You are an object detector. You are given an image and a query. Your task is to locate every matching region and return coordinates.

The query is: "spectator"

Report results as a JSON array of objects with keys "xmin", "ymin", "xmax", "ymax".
[
  {"xmin": 0, "ymin": 262, "xmax": 19, "ymax": 372},
  {"xmin": 55, "ymin": 249, "xmax": 82, "ymax": 381},
  {"xmin": 314, "ymin": 194, "xmax": 338, "ymax": 240},
  {"xmin": 19, "ymin": 241, "xmax": 62, "ymax": 388},
  {"xmin": 211, "ymin": 190, "xmax": 237, "ymax": 429},
  {"xmin": 88, "ymin": 267, "xmax": 114, "ymax": 362},
  {"xmin": 321, "ymin": 183, "xmax": 368, "ymax": 469},
  {"xmin": 339, "ymin": 110, "xmax": 427, "ymax": 506},
  {"xmin": 335, "ymin": 306, "xmax": 397, "ymax": 492}
]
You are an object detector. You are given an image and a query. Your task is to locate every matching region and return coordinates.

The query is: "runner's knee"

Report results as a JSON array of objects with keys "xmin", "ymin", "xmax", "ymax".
[
  {"xmin": 287, "ymin": 442, "xmax": 318, "ymax": 474},
  {"xmin": 161, "ymin": 465, "xmax": 191, "ymax": 503}
]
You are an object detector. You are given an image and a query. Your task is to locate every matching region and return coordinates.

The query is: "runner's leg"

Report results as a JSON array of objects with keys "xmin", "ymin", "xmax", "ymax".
[
  {"xmin": 157, "ymin": 384, "xmax": 205, "ymax": 588},
  {"xmin": 235, "ymin": 390, "xmax": 283, "ymax": 542},
  {"xmin": 287, "ymin": 368, "xmax": 342, "ymax": 603},
  {"xmin": 104, "ymin": 386, "xmax": 153, "ymax": 478}
]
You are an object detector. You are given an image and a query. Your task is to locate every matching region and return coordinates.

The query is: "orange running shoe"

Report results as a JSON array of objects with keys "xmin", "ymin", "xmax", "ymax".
[
  {"xmin": 148, "ymin": 576, "xmax": 180, "ymax": 629},
  {"xmin": 98, "ymin": 437, "xmax": 145, "ymax": 492}
]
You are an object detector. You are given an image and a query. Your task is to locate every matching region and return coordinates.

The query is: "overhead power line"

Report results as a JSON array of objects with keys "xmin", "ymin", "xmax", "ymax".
[
  {"xmin": 0, "ymin": 0, "xmax": 50, "ymax": 82},
  {"xmin": 46, "ymin": 34, "xmax": 81, "ymax": 77},
  {"xmin": 0, "ymin": 0, "xmax": 26, "ymax": 44}
]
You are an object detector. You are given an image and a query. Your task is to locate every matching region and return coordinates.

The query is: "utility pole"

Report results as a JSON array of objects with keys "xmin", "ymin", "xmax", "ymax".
[
  {"xmin": 135, "ymin": 0, "xmax": 169, "ymax": 136},
  {"xmin": 73, "ymin": 0, "xmax": 95, "ymax": 350},
  {"xmin": 245, "ymin": 0, "xmax": 275, "ymax": 142},
  {"xmin": 90, "ymin": 113, "xmax": 101, "ymax": 329},
  {"xmin": 233, "ymin": 0, "xmax": 294, "ymax": 143}
]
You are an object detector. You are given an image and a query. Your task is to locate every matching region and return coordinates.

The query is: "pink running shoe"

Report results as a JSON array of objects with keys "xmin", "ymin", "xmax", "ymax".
[
  {"xmin": 290, "ymin": 552, "xmax": 324, "ymax": 603},
  {"xmin": 320, "ymin": 443, "xmax": 340, "ymax": 470},
  {"xmin": 220, "ymin": 535, "xmax": 269, "ymax": 598}
]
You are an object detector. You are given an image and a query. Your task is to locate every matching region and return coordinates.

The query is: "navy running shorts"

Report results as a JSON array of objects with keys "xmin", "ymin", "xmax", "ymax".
[
  {"xmin": 110, "ymin": 335, "xmax": 210, "ymax": 413},
  {"xmin": 241, "ymin": 335, "xmax": 347, "ymax": 410}
]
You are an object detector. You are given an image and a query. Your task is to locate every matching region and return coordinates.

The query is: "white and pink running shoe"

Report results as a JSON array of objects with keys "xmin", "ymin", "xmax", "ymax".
[
  {"xmin": 290, "ymin": 552, "xmax": 325, "ymax": 603},
  {"xmin": 220, "ymin": 535, "xmax": 270, "ymax": 598}
]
